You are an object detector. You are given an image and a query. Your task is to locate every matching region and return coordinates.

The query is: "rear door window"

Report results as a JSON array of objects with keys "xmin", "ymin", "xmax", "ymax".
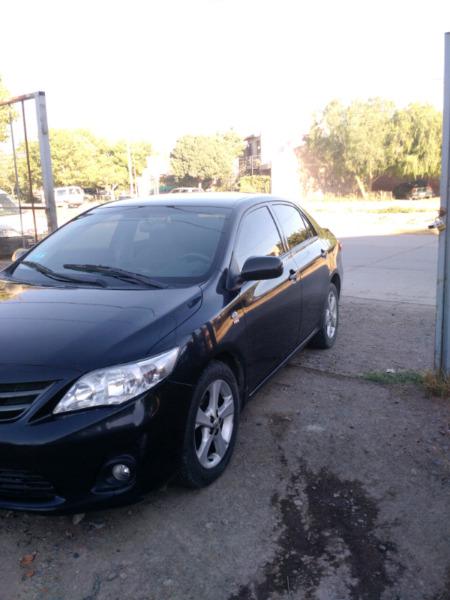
[{"xmin": 272, "ymin": 204, "xmax": 310, "ymax": 250}]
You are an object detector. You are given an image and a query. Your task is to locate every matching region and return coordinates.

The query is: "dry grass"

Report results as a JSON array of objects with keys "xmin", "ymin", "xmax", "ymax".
[
  {"xmin": 361, "ymin": 370, "xmax": 450, "ymax": 399},
  {"xmin": 300, "ymin": 196, "xmax": 438, "ymax": 237},
  {"xmin": 306, "ymin": 193, "xmax": 393, "ymax": 203},
  {"xmin": 304, "ymin": 197, "xmax": 438, "ymax": 214},
  {"xmin": 367, "ymin": 206, "xmax": 434, "ymax": 214},
  {"xmin": 423, "ymin": 371, "xmax": 450, "ymax": 398}
]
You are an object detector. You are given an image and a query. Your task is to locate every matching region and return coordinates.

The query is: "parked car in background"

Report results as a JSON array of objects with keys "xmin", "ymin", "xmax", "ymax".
[
  {"xmin": 0, "ymin": 193, "xmax": 342, "ymax": 512},
  {"xmin": 21, "ymin": 191, "xmax": 44, "ymax": 205},
  {"xmin": 169, "ymin": 187, "xmax": 204, "ymax": 194},
  {"xmin": 96, "ymin": 189, "xmax": 114, "ymax": 203},
  {"xmin": 55, "ymin": 186, "xmax": 85, "ymax": 208},
  {"xmin": 393, "ymin": 182, "xmax": 434, "ymax": 200},
  {"xmin": 0, "ymin": 224, "xmax": 33, "ymax": 258},
  {"xmin": 82, "ymin": 188, "xmax": 98, "ymax": 202},
  {"xmin": 0, "ymin": 190, "xmax": 19, "ymax": 214}
]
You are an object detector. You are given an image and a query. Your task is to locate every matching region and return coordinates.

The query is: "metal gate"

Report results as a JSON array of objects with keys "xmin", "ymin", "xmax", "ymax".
[{"xmin": 0, "ymin": 91, "xmax": 57, "ymax": 259}]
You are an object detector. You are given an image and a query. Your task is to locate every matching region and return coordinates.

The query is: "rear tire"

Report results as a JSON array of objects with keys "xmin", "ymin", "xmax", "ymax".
[
  {"xmin": 179, "ymin": 361, "xmax": 240, "ymax": 488},
  {"xmin": 310, "ymin": 283, "xmax": 339, "ymax": 349}
]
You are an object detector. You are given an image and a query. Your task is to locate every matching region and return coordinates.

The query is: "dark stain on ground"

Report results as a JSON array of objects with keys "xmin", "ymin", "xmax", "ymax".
[{"xmin": 229, "ymin": 463, "xmax": 401, "ymax": 600}]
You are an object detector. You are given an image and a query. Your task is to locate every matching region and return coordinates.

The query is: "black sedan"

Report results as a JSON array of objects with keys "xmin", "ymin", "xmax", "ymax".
[{"xmin": 0, "ymin": 193, "xmax": 343, "ymax": 512}]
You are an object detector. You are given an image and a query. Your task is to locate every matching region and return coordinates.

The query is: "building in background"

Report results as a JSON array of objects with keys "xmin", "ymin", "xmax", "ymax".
[
  {"xmin": 239, "ymin": 133, "xmax": 302, "ymax": 201},
  {"xmin": 238, "ymin": 135, "xmax": 271, "ymax": 178}
]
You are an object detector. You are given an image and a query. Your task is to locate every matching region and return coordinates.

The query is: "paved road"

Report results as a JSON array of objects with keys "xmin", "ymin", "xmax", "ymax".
[{"xmin": 341, "ymin": 233, "xmax": 438, "ymax": 306}]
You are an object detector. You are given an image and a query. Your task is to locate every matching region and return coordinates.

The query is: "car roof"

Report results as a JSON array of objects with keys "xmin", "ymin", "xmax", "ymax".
[{"xmin": 96, "ymin": 192, "xmax": 293, "ymax": 211}]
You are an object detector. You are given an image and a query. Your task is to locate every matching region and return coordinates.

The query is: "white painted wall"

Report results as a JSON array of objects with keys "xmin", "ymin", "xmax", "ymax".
[{"xmin": 268, "ymin": 140, "xmax": 301, "ymax": 200}]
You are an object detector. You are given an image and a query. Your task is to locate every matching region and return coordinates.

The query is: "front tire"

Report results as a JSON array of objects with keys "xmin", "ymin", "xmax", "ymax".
[
  {"xmin": 310, "ymin": 282, "xmax": 339, "ymax": 349},
  {"xmin": 179, "ymin": 361, "xmax": 240, "ymax": 488}
]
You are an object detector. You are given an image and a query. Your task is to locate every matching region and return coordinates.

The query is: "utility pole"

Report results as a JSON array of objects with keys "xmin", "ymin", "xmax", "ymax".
[{"xmin": 435, "ymin": 32, "xmax": 450, "ymax": 375}]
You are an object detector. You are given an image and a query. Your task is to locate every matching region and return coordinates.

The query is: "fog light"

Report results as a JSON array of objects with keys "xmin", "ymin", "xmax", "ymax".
[{"xmin": 112, "ymin": 463, "xmax": 131, "ymax": 482}]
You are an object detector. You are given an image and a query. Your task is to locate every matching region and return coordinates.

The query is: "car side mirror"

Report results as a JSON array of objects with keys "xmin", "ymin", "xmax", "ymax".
[
  {"xmin": 240, "ymin": 256, "xmax": 283, "ymax": 282},
  {"xmin": 11, "ymin": 248, "xmax": 28, "ymax": 262}
]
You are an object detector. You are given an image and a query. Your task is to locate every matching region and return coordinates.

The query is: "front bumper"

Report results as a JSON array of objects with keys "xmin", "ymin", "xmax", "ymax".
[{"xmin": 0, "ymin": 381, "xmax": 192, "ymax": 513}]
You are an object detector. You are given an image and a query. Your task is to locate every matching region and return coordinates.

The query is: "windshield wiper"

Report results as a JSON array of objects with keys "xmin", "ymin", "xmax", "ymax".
[
  {"xmin": 21, "ymin": 260, "xmax": 106, "ymax": 287},
  {"xmin": 63, "ymin": 264, "xmax": 168, "ymax": 288}
]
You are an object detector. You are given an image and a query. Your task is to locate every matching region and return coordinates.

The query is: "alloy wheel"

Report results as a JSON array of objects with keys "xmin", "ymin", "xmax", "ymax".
[
  {"xmin": 194, "ymin": 379, "xmax": 235, "ymax": 469},
  {"xmin": 325, "ymin": 290, "xmax": 338, "ymax": 339}
]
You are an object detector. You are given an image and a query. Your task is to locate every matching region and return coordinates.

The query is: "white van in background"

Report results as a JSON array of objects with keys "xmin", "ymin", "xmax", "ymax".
[{"xmin": 55, "ymin": 186, "xmax": 85, "ymax": 208}]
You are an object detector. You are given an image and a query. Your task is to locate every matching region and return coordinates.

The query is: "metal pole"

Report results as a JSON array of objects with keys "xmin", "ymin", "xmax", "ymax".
[
  {"xmin": 127, "ymin": 142, "xmax": 134, "ymax": 196},
  {"xmin": 0, "ymin": 92, "xmax": 41, "ymax": 107},
  {"xmin": 9, "ymin": 110, "xmax": 25, "ymax": 243},
  {"xmin": 435, "ymin": 32, "xmax": 450, "ymax": 374},
  {"xmin": 21, "ymin": 100, "xmax": 38, "ymax": 243},
  {"xmin": 34, "ymin": 92, "xmax": 57, "ymax": 233}
]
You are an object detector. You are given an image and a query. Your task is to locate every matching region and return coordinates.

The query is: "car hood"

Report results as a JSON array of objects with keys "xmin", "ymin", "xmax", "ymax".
[{"xmin": 0, "ymin": 277, "xmax": 202, "ymax": 380}]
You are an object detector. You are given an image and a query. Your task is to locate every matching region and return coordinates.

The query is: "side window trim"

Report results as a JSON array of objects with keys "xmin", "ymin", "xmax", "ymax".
[
  {"xmin": 267, "ymin": 204, "xmax": 289, "ymax": 255},
  {"xmin": 299, "ymin": 210, "xmax": 318, "ymax": 239}
]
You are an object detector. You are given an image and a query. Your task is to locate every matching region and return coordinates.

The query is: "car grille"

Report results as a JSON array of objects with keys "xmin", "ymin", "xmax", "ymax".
[
  {"xmin": 0, "ymin": 381, "xmax": 53, "ymax": 422},
  {"xmin": 0, "ymin": 468, "xmax": 56, "ymax": 502}
]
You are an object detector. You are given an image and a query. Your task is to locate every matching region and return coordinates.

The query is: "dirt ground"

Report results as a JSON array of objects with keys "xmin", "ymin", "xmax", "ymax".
[{"xmin": 0, "ymin": 294, "xmax": 449, "ymax": 600}]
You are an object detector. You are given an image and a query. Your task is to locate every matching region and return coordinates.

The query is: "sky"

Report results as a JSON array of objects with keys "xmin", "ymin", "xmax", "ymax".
[{"xmin": 1, "ymin": 0, "xmax": 450, "ymax": 155}]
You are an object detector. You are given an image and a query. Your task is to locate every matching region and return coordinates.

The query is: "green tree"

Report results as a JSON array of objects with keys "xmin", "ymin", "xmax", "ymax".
[
  {"xmin": 304, "ymin": 98, "xmax": 395, "ymax": 196},
  {"xmin": 238, "ymin": 175, "xmax": 271, "ymax": 193},
  {"xmin": 106, "ymin": 140, "xmax": 152, "ymax": 186},
  {"xmin": 387, "ymin": 103, "xmax": 441, "ymax": 180},
  {"xmin": 86, "ymin": 139, "xmax": 152, "ymax": 197},
  {"xmin": 50, "ymin": 129, "xmax": 98, "ymax": 187},
  {"xmin": 170, "ymin": 131, "xmax": 244, "ymax": 187},
  {"xmin": 0, "ymin": 77, "xmax": 15, "ymax": 193},
  {"xmin": 15, "ymin": 130, "xmax": 152, "ymax": 193},
  {"xmin": 0, "ymin": 76, "xmax": 11, "ymax": 143},
  {"xmin": 0, "ymin": 150, "xmax": 14, "ymax": 193}
]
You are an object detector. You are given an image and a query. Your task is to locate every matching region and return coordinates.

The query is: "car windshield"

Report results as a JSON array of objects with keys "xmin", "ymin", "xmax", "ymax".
[{"xmin": 10, "ymin": 204, "xmax": 231, "ymax": 287}]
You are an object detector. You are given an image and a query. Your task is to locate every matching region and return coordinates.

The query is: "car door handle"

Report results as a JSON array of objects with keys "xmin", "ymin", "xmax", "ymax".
[{"xmin": 288, "ymin": 269, "xmax": 297, "ymax": 282}]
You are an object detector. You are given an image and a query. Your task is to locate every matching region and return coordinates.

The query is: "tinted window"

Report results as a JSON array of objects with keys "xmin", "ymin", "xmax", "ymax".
[
  {"xmin": 234, "ymin": 207, "xmax": 283, "ymax": 271},
  {"xmin": 272, "ymin": 204, "xmax": 310, "ymax": 250},
  {"xmin": 301, "ymin": 212, "xmax": 317, "ymax": 238},
  {"xmin": 12, "ymin": 205, "xmax": 230, "ymax": 287}
]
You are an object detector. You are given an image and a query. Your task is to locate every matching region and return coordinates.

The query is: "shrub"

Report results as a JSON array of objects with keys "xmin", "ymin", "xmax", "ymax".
[
  {"xmin": 423, "ymin": 371, "xmax": 450, "ymax": 398},
  {"xmin": 238, "ymin": 175, "xmax": 271, "ymax": 194}
]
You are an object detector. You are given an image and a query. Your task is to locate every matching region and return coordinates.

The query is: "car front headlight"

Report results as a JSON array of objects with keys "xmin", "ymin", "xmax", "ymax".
[{"xmin": 53, "ymin": 348, "xmax": 180, "ymax": 414}]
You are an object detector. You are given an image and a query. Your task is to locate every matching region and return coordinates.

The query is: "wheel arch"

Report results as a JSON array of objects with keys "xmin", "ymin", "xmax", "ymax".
[
  {"xmin": 210, "ymin": 348, "xmax": 247, "ymax": 404},
  {"xmin": 331, "ymin": 272, "xmax": 341, "ymax": 297}
]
